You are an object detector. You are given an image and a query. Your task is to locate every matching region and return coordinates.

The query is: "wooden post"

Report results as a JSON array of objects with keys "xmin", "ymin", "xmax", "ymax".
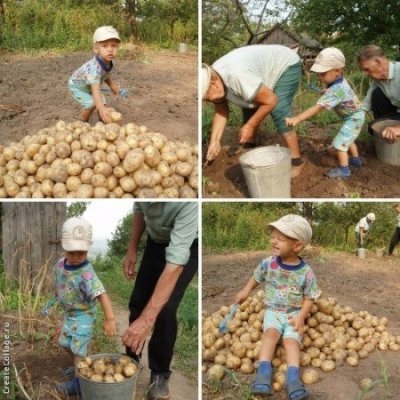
[{"xmin": 2, "ymin": 202, "xmax": 66, "ymax": 292}]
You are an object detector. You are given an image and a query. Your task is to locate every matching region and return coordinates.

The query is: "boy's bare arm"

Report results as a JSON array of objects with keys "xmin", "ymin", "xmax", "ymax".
[
  {"xmin": 286, "ymin": 104, "xmax": 324, "ymax": 127},
  {"xmin": 97, "ymin": 292, "xmax": 116, "ymax": 336},
  {"xmin": 91, "ymin": 83, "xmax": 112, "ymax": 123},
  {"xmin": 289, "ymin": 298, "xmax": 314, "ymax": 332},
  {"xmin": 234, "ymin": 276, "xmax": 259, "ymax": 304}
]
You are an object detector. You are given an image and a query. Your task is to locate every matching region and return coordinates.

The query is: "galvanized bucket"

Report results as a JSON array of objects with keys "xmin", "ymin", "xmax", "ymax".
[
  {"xmin": 239, "ymin": 145, "xmax": 291, "ymax": 198},
  {"xmin": 357, "ymin": 248, "xmax": 366, "ymax": 259},
  {"xmin": 373, "ymin": 120, "xmax": 400, "ymax": 166},
  {"xmin": 77, "ymin": 353, "xmax": 140, "ymax": 400}
]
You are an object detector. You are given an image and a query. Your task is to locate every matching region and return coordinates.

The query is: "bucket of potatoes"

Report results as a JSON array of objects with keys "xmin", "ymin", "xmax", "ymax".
[{"xmin": 76, "ymin": 353, "xmax": 140, "ymax": 400}]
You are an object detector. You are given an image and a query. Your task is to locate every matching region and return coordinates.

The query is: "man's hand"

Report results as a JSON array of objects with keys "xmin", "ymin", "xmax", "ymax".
[
  {"xmin": 382, "ymin": 126, "xmax": 400, "ymax": 143},
  {"xmin": 123, "ymin": 253, "xmax": 137, "ymax": 280},
  {"xmin": 206, "ymin": 141, "xmax": 221, "ymax": 161},
  {"xmin": 239, "ymin": 123, "xmax": 256, "ymax": 144},
  {"xmin": 121, "ymin": 316, "xmax": 153, "ymax": 354}
]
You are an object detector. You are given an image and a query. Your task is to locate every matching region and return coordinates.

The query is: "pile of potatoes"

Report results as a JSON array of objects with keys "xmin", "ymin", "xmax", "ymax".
[
  {"xmin": 202, "ymin": 291, "xmax": 400, "ymax": 391},
  {"xmin": 0, "ymin": 120, "xmax": 198, "ymax": 198},
  {"xmin": 76, "ymin": 355, "xmax": 138, "ymax": 383}
]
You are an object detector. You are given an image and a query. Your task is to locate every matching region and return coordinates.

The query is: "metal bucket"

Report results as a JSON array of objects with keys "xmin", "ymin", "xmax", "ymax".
[
  {"xmin": 357, "ymin": 248, "xmax": 366, "ymax": 259},
  {"xmin": 239, "ymin": 145, "xmax": 291, "ymax": 198},
  {"xmin": 77, "ymin": 353, "xmax": 140, "ymax": 400},
  {"xmin": 178, "ymin": 43, "xmax": 188, "ymax": 53},
  {"xmin": 373, "ymin": 120, "xmax": 400, "ymax": 166}
]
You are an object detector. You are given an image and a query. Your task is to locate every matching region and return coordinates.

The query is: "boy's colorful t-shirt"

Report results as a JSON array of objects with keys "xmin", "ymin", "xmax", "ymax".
[
  {"xmin": 317, "ymin": 77, "xmax": 363, "ymax": 119},
  {"xmin": 253, "ymin": 255, "xmax": 321, "ymax": 310},
  {"xmin": 69, "ymin": 56, "xmax": 111, "ymax": 92},
  {"xmin": 55, "ymin": 258, "xmax": 105, "ymax": 312}
]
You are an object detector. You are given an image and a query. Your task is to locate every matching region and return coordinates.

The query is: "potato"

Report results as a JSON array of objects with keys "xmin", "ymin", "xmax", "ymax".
[
  {"xmin": 76, "ymin": 184, "xmax": 94, "ymax": 198},
  {"xmin": 301, "ymin": 368, "xmax": 319, "ymax": 385},
  {"xmin": 123, "ymin": 150, "xmax": 145, "ymax": 173},
  {"xmin": 118, "ymin": 176, "xmax": 135, "ymax": 193},
  {"xmin": 359, "ymin": 378, "xmax": 373, "ymax": 390},
  {"xmin": 66, "ymin": 162, "xmax": 82, "ymax": 177},
  {"xmin": 81, "ymin": 134, "xmax": 97, "ymax": 152},
  {"xmin": 66, "ymin": 176, "xmax": 82, "ymax": 192},
  {"xmin": 123, "ymin": 363, "xmax": 137, "ymax": 378},
  {"xmin": 72, "ymin": 150, "xmax": 94, "ymax": 169},
  {"xmin": 134, "ymin": 168, "xmax": 154, "ymax": 188},
  {"xmin": 179, "ymin": 185, "xmax": 197, "ymax": 198},
  {"xmin": 53, "ymin": 182, "xmax": 68, "ymax": 198},
  {"xmin": 207, "ymin": 365, "xmax": 225, "ymax": 381},
  {"xmin": 144, "ymin": 145, "xmax": 161, "ymax": 168},
  {"xmin": 106, "ymin": 152, "xmax": 120, "ymax": 168},
  {"xmin": 90, "ymin": 374, "xmax": 103, "ymax": 382},
  {"xmin": 91, "ymin": 174, "xmax": 107, "ymax": 188},
  {"xmin": 175, "ymin": 161, "xmax": 193, "ymax": 177},
  {"xmin": 80, "ymin": 168, "xmax": 94, "ymax": 184},
  {"xmin": 320, "ymin": 360, "xmax": 335, "ymax": 372},
  {"xmin": 55, "ymin": 142, "xmax": 72, "ymax": 159},
  {"xmin": 94, "ymin": 162, "xmax": 113, "ymax": 177},
  {"xmin": 93, "ymin": 150, "xmax": 107, "ymax": 164}
]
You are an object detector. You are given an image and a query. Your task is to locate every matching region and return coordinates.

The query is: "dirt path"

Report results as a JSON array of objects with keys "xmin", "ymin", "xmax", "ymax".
[
  {"xmin": 203, "ymin": 126, "xmax": 400, "ymax": 198},
  {"xmin": 202, "ymin": 249, "xmax": 400, "ymax": 400},
  {"xmin": 113, "ymin": 304, "xmax": 198, "ymax": 400},
  {"xmin": 0, "ymin": 47, "xmax": 197, "ymax": 145}
]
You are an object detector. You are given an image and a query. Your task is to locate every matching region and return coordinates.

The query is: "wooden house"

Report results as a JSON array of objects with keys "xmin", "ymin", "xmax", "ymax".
[{"xmin": 257, "ymin": 24, "xmax": 321, "ymax": 70}]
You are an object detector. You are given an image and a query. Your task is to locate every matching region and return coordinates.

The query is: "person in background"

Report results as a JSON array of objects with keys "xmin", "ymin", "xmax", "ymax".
[
  {"xmin": 357, "ymin": 45, "xmax": 400, "ymax": 142},
  {"xmin": 122, "ymin": 202, "xmax": 198, "ymax": 400},
  {"xmin": 355, "ymin": 213, "xmax": 376, "ymax": 248},
  {"xmin": 286, "ymin": 47, "xmax": 365, "ymax": 179},
  {"xmin": 388, "ymin": 205, "xmax": 400, "ymax": 256},
  {"xmin": 202, "ymin": 45, "xmax": 306, "ymax": 178},
  {"xmin": 234, "ymin": 214, "xmax": 321, "ymax": 400}
]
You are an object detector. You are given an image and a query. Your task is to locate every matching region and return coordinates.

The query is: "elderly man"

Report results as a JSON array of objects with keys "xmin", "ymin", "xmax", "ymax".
[
  {"xmin": 202, "ymin": 44, "xmax": 306, "ymax": 177},
  {"xmin": 357, "ymin": 45, "xmax": 400, "ymax": 143},
  {"xmin": 122, "ymin": 202, "xmax": 198, "ymax": 400}
]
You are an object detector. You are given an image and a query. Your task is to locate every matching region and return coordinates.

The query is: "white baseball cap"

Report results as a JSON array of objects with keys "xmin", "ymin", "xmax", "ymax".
[
  {"xmin": 93, "ymin": 26, "xmax": 121, "ymax": 44},
  {"xmin": 367, "ymin": 213, "xmax": 376, "ymax": 221},
  {"xmin": 310, "ymin": 47, "xmax": 345, "ymax": 73},
  {"xmin": 202, "ymin": 63, "xmax": 212, "ymax": 99},
  {"xmin": 62, "ymin": 217, "xmax": 93, "ymax": 252},
  {"xmin": 269, "ymin": 214, "xmax": 312, "ymax": 245}
]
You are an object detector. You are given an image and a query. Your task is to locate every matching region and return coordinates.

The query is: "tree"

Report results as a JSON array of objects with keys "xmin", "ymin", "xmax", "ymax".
[
  {"xmin": 67, "ymin": 202, "xmax": 89, "ymax": 218},
  {"xmin": 107, "ymin": 211, "xmax": 148, "ymax": 257},
  {"xmin": 123, "ymin": 0, "xmax": 139, "ymax": 41},
  {"xmin": 288, "ymin": 0, "xmax": 400, "ymax": 55}
]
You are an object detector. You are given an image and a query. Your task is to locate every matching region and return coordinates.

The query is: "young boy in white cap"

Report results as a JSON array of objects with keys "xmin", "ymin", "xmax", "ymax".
[
  {"xmin": 68, "ymin": 25, "xmax": 121, "ymax": 123},
  {"xmin": 54, "ymin": 217, "xmax": 116, "ymax": 395},
  {"xmin": 234, "ymin": 214, "xmax": 321, "ymax": 400},
  {"xmin": 286, "ymin": 47, "xmax": 365, "ymax": 178}
]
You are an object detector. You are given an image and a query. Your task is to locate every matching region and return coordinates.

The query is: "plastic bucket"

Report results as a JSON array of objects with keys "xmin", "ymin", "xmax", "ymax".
[
  {"xmin": 373, "ymin": 120, "xmax": 400, "ymax": 166},
  {"xmin": 239, "ymin": 146, "xmax": 291, "ymax": 198},
  {"xmin": 357, "ymin": 248, "xmax": 366, "ymax": 259},
  {"xmin": 77, "ymin": 353, "xmax": 140, "ymax": 400}
]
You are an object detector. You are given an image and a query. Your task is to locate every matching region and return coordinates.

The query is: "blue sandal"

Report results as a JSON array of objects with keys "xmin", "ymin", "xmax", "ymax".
[
  {"xmin": 251, "ymin": 372, "xmax": 273, "ymax": 396},
  {"xmin": 55, "ymin": 377, "xmax": 81, "ymax": 396},
  {"xmin": 286, "ymin": 380, "xmax": 309, "ymax": 400}
]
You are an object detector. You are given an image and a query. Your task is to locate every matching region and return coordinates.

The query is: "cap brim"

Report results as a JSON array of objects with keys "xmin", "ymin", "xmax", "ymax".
[
  {"xmin": 201, "ymin": 64, "xmax": 212, "ymax": 99},
  {"xmin": 310, "ymin": 63, "xmax": 332, "ymax": 73},
  {"xmin": 268, "ymin": 222, "xmax": 298, "ymax": 241},
  {"xmin": 62, "ymin": 239, "xmax": 91, "ymax": 252}
]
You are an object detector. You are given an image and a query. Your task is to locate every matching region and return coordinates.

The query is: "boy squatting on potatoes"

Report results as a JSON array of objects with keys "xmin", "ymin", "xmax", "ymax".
[
  {"xmin": 234, "ymin": 214, "xmax": 321, "ymax": 400},
  {"xmin": 68, "ymin": 26, "xmax": 122, "ymax": 124},
  {"xmin": 286, "ymin": 47, "xmax": 365, "ymax": 179},
  {"xmin": 42, "ymin": 217, "xmax": 116, "ymax": 395}
]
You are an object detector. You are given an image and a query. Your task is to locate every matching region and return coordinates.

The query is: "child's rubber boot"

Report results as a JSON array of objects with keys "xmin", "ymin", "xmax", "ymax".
[
  {"xmin": 326, "ymin": 166, "xmax": 351, "ymax": 178},
  {"xmin": 55, "ymin": 376, "xmax": 80, "ymax": 396},
  {"xmin": 350, "ymin": 157, "xmax": 362, "ymax": 169},
  {"xmin": 286, "ymin": 366, "xmax": 309, "ymax": 400},
  {"xmin": 250, "ymin": 361, "xmax": 273, "ymax": 397}
]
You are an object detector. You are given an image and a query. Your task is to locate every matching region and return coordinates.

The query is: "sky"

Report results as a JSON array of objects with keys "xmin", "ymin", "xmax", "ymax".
[{"xmin": 79, "ymin": 200, "xmax": 134, "ymax": 241}]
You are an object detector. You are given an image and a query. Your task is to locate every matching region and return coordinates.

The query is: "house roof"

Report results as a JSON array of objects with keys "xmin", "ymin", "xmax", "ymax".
[{"xmin": 258, "ymin": 23, "xmax": 321, "ymax": 49}]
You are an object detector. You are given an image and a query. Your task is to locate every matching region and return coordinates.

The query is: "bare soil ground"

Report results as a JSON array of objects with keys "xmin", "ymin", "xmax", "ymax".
[
  {"xmin": 203, "ymin": 126, "xmax": 400, "ymax": 198},
  {"xmin": 2, "ymin": 304, "xmax": 197, "ymax": 399},
  {"xmin": 202, "ymin": 248, "xmax": 400, "ymax": 400},
  {"xmin": 0, "ymin": 46, "xmax": 197, "ymax": 145}
]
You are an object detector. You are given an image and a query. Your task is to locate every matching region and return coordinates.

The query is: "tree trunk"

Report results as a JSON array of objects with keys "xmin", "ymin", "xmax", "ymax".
[
  {"xmin": 124, "ymin": 0, "xmax": 139, "ymax": 41},
  {"xmin": 2, "ymin": 202, "xmax": 66, "ymax": 293}
]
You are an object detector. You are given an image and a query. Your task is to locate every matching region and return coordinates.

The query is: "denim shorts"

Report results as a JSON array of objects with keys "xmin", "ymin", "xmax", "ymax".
[
  {"xmin": 263, "ymin": 309, "xmax": 302, "ymax": 343},
  {"xmin": 68, "ymin": 80, "xmax": 106, "ymax": 110},
  {"xmin": 332, "ymin": 111, "xmax": 365, "ymax": 151},
  {"xmin": 58, "ymin": 310, "xmax": 95, "ymax": 357}
]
